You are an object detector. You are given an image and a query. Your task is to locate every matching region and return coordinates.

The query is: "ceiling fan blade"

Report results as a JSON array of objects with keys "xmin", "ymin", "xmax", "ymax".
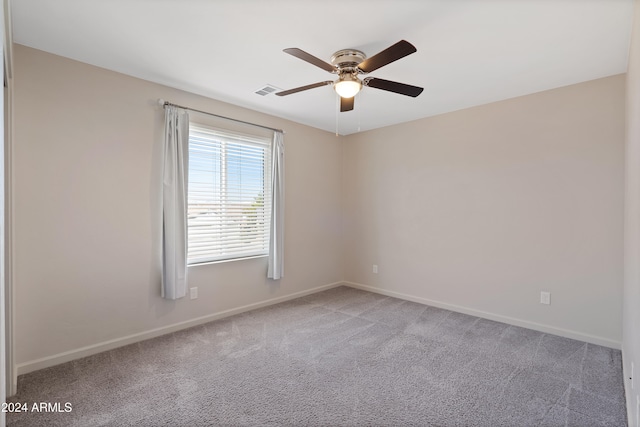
[
  {"xmin": 275, "ymin": 81, "xmax": 333, "ymax": 96},
  {"xmin": 365, "ymin": 77, "xmax": 423, "ymax": 97},
  {"xmin": 340, "ymin": 96, "xmax": 354, "ymax": 112},
  {"xmin": 357, "ymin": 40, "xmax": 417, "ymax": 73},
  {"xmin": 283, "ymin": 48, "xmax": 336, "ymax": 73}
]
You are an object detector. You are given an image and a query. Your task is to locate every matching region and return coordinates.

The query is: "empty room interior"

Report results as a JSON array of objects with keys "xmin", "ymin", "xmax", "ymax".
[{"xmin": 1, "ymin": 0, "xmax": 640, "ymax": 426}]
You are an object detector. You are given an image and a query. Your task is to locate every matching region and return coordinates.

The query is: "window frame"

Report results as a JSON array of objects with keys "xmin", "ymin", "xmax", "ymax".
[{"xmin": 187, "ymin": 122, "xmax": 272, "ymax": 265}]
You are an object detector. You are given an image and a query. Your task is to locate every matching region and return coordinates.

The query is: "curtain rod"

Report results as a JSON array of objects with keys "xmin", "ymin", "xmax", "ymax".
[{"xmin": 158, "ymin": 99, "xmax": 284, "ymax": 134}]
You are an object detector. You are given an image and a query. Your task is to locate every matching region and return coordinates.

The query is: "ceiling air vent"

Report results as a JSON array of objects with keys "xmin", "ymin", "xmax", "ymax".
[{"xmin": 255, "ymin": 84, "xmax": 280, "ymax": 96}]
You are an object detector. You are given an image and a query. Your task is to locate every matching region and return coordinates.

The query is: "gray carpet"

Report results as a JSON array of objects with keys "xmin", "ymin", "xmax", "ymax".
[{"xmin": 7, "ymin": 286, "xmax": 627, "ymax": 426}]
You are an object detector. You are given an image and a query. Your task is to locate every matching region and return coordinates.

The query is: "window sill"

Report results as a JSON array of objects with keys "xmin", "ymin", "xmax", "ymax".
[{"xmin": 187, "ymin": 254, "xmax": 268, "ymax": 268}]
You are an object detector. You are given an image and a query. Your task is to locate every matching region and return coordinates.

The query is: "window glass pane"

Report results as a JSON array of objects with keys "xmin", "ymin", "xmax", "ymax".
[{"xmin": 187, "ymin": 124, "xmax": 271, "ymax": 264}]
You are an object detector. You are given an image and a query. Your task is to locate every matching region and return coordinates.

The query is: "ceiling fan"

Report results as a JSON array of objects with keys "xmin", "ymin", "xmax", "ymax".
[{"xmin": 276, "ymin": 40, "xmax": 424, "ymax": 112}]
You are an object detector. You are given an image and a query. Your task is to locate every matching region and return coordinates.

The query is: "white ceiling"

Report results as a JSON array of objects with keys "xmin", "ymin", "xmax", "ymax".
[{"xmin": 10, "ymin": 0, "xmax": 635, "ymax": 135}]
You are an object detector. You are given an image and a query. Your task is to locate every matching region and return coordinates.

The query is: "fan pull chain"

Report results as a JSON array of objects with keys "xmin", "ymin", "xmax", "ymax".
[
  {"xmin": 357, "ymin": 91, "xmax": 362, "ymax": 133},
  {"xmin": 335, "ymin": 94, "xmax": 339, "ymax": 136}
]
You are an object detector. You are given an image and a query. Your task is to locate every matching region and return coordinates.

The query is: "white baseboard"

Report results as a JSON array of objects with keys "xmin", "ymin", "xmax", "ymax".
[
  {"xmin": 622, "ymin": 345, "xmax": 638, "ymax": 427},
  {"xmin": 622, "ymin": 345, "xmax": 632, "ymax": 427},
  {"xmin": 344, "ymin": 281, "xmax": 621, "ymax": 350},
  {"xmin": 15, "ymin": 281, "xmax": 344, "ymax": 377}
]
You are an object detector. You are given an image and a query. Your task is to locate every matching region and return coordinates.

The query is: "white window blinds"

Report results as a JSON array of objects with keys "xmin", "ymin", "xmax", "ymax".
[{"xmin": 188, "ymin": 124, "xmax": 272, "ymax": 264}]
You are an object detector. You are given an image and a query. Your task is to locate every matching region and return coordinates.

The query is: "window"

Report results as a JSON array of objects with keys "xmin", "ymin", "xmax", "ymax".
[{"xmin": 188, "ymin": 124, "xmax": 271, "ymax": 264}]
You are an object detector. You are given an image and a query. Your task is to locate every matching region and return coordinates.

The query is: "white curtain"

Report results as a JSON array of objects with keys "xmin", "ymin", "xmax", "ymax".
[
  {"xmin": 268, "ymin": 131, "xmax": 285, "ymax": 280},
  {"xmin": 162, "ymin": 105, "xmax": 189, "ymax": 299}
]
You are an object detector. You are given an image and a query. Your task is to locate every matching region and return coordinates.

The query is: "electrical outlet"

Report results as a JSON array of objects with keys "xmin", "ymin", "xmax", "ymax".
[
  {"xmin": 540, "ymin": 291, "xmax": 551, "ymax": 305},
  {"xmin": 373, "ymin": 264, "xmax": 378, "ymax": 274},
  {"xmin": 190, "ymin": 287, "xmax": 198, "ymax": 300}
]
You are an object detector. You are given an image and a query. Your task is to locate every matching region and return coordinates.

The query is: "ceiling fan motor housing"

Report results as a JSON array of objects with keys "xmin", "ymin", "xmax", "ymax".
[{"xmin": 330, "ymin": 49, "xmax": 367, "ymax": 70}]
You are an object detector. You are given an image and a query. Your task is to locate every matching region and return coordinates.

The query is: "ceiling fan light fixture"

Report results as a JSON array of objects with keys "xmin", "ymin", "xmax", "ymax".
[{"xmin": 334, "ymin": 74, "xmax": 362, "ymax": 98}]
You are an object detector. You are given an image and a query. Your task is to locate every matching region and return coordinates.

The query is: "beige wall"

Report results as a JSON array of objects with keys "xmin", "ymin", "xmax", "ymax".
[
  {"xmin": 343, "ymin": 75, "xmax": 625, "ymax": 347},
  {"xmin": 12, "ymin": 45, "xmax": 343, "ymax": 366},
  {"xmin": 624, "ymin": 0, "xmax": 640, "ymax": 423}
]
